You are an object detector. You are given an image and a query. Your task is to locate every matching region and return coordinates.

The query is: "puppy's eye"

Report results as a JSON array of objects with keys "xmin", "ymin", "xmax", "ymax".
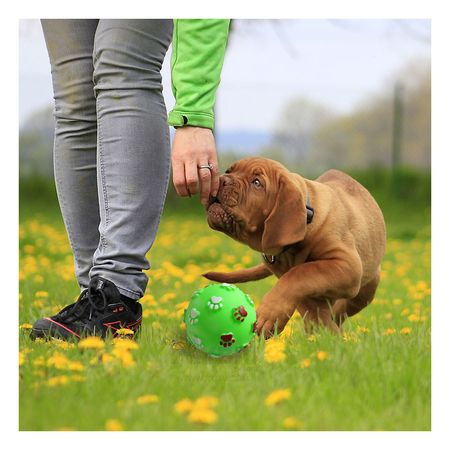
[{"xmin": 252, "ymin": 178, "xmax": 262, "ymax": 188}]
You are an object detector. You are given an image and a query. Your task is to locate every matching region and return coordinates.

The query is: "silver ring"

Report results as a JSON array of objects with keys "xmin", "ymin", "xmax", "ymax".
[{"xmin": 198, "ymin": 163, "xmax": 214, "ymax": 171}]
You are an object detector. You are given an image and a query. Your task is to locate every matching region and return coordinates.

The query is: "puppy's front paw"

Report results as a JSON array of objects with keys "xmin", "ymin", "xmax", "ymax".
[{"xmin": 255, "ymin": 298, "xmax": 296, "ymax": 340}]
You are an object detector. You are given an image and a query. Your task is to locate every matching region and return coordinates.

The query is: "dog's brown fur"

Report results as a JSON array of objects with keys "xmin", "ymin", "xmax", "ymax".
[{"xmin": 204, "ymin": 157, "xmax": 386, "ymax": 338}]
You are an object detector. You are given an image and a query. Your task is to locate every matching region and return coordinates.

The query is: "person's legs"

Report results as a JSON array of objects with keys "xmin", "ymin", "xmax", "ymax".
[
  {"xmin": 90, "ymin": 19, "xmax": 173, "ymax": 299},
  {"xmin": 41, "ymin": 19, "xmax": 100, "ymax": 290}
]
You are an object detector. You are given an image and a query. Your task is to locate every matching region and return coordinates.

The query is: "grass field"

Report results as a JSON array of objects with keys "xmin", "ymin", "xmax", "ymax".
[{"xmin": 19, "ymin": 181, "xmax": 431, "ymax": 431}]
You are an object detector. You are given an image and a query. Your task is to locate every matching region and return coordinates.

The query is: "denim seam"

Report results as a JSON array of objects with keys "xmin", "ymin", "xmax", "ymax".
[
  {"xmin": 150, "ymin": 124, "xmax": 172, "ymax": 256},
  {"xmin": 53, "ymin": 131, "xmax": 83, "ymax": 281},
  {"xmin": 96, "ymin": 109, "xmax": 110, "ymax": 250}
]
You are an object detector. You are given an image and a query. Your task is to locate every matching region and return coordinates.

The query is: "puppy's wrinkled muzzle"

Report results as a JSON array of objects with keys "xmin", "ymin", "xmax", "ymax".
[{"xmin": 207, "ymin": 196, "xmax": 235, "ymax": 234}]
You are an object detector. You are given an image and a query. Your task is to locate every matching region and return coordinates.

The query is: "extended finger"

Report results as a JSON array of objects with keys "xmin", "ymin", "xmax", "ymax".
[
  {"xmin": 172, "ymin": 159, "xmax": 189, "ymax": 197},
  {"xmin": 185, "ymin": 160, "xmax": 200, "ymax": 196}
]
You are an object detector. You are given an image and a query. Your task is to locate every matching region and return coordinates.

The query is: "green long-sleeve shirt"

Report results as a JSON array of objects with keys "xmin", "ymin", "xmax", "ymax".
[{"xmin": 168, "ymin": 19, "xmax": 231, "ymax": 130}]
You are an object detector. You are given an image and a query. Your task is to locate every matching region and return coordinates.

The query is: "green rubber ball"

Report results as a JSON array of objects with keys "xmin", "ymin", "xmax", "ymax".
[{"xmin": 184, "ymin": 283, "xmax": 257, "ymax": 357}]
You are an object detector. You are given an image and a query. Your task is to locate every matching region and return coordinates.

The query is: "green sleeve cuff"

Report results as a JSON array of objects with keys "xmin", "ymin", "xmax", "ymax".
[{"xmin": 168, "ymin": 110, "xmax": 215, "ymax": 129}]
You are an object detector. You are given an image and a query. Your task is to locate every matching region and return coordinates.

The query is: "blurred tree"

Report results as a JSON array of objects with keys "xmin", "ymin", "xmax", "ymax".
[
  {"xmin": 295, "ymin": 59, "xmax": 430, "ymax": 171},
  {"xmin": 271, "ymin": 97, "xmax": 335, "ymax": 164},
  {"xmin": 391, "ymin": 82, "xmax": 404, "ymax": 169},
  {"xmin": 19, "ymin": 105, "xmax": 54, "ymax": 178}
]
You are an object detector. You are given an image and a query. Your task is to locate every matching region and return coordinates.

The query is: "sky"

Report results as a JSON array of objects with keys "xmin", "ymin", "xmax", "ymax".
[{"xmin": 19, "ymin": 19, "xmax": 430, "ymax": 132}]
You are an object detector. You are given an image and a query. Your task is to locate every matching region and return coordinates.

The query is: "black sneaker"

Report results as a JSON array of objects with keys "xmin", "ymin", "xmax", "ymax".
[{"xmin": 30, "ymin": 277, "xmax": 142, "ymax": 340}]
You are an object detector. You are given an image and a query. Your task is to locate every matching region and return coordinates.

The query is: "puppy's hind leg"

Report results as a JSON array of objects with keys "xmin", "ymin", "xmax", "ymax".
[
  {"xmin": 297, "ymin": 298, "xmax": 341, "ymax": 335},
  {"xmin": 333, "ymin": 267, "xmax": 381, "ymax": 327}
]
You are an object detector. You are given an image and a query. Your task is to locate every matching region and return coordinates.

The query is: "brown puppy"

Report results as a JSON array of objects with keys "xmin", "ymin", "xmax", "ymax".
[{"xmin": 204, "ymin": 157, "xmax": 386, "ymax": 338}]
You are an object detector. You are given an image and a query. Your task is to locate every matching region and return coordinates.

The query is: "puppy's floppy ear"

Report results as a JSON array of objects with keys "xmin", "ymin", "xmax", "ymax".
[{"xmin": 261, "ymin": 174, "xmax": 307, "ymax": 256}]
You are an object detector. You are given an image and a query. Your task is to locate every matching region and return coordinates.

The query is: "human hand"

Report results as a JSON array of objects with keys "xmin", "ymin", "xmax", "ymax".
[{"xmin": 171, "ymin": 127, "xmax": 219, "ymax": 207}]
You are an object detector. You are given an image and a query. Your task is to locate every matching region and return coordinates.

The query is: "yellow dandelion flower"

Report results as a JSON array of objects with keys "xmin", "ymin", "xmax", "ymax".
[
  {"xmin": 32, "ymin": 300, "xmax": 44, "ymax": 308},
  {"xmin": 105, "ymin": 419, "xmax": 123, "ymax": 431},
  {"xmin": 382, "ymin": 328, "xmax": 396, "ymax": 336},
  {"xmin": 264, "ymin": 350, "xmax": 286, "ymax": 363},
  {"xmin": 19, "ymin": 352, "xmax": 25, "ymax": 366},
  {"xmin": 111, "ymin": 348, "xmax": 136, "ymax": 367},
  {"xmin": 316, "ymin": 351, "xmax": 328, "ymax": 361},
  {"xmin": 67, "ymin": 361, "xmax": 85, "ymax": 372},
  {"xmin": 180, "ymin": 322, "xmax": 186, "ymax": 331},
  {"xmin": 392, "ymin": 299, "xmax": 402, "ymax": 305},
  {"xmin": 35, "ymin": 291, "xmax": 49, "ymax": 298},
  {"xmin": 33, "ymin": 275, "xmax": 44, "ymax": 283},
  {"xmin": 282, "ymin": 416, "xmax": 304, "ymax": 429},
  {"xmin": 47, "ymin": 375, "xmax": 70, "ymax": 387},
  {"xmin": 141, "ymin": 294, "xmax": 156, "ymax": 305},
  {"xmin": 384, "ymin": 313, "xmax": 393, "ymax": 320},
  {"xmin": 51, "ymin": 339, "xmax": 76, "ymax": 350},
  {"xmin": 264, "ymin": 339, "xmax": 286, "ymax": 363},
  {"xmin": 116, "ymin": 328, "xmax": 134, "ymax": 336},
  {"xmin": 137, "ymin": 394, "xmax": 160, "ymax": 405},
  {"xmin": 299, "ymin": 358, "xmax": 312, "ymax": 369},
  {"xmin": 19, "ymin": 323, "xmax": 33, "ymax": 330},
  {"xmin": 24, "ymin": 244, "xmax": 35, "ymax": 254},
  {"xmin": 174, "ymin": 398, "xmax": 194, "ymax": 414},
  {"xmin": 356, "ymin": 326, "xmax": 370, "ymax": 334},
  {"xmin": 307, "ymin": 335, "xmax": 317, "ymax": 342},
  {"xmin": 47, "ymin": 352, "xmax": 71, "ymax": 369},
  {"xmin": 281, "ymin": 322, "xmax": 294, "ymax": 338},
  {"xmin": 265, "ymin": 388, "xmax": 291, "ymax": 406},
  {"xmin": 176, "ymin": 301, "xmax": 189, "ymax": 311},
  {"xmin": 151, "ymin": 321, "xmax": 161, "ymax": 329},
  {"xmin": 342, "ymin": 332, "xmax": 359, "ymax": 343},
  {"xmin": 78, "ymin": 336, "xmax": 105, "ymax": 350},
  {"xmin": 183, "ymin": 274, "xmax": 197, "ymax": 284},
  {"xmin": 187, "ymin": 408, "xmax": 218, "ymax": 424},
  {"xmin": 33, "ymin": 356, "xmax": 46, "ymax": 367},
  {"xmin": 416, "ymin": 281, "xmax": 428, "ymax": 291},
  {"xmin": 400, "ymin": 327, "xmax": 412, "ymax": 335},
  {"xmin": 172, "ymin": 341, "xmax": 186, "ymax": 351},
  {"xmin": 92, "ymin": 352, "xmax": 114, "ymax": 365},
  {"xmin": 401, "ymin": 308, "xmax": 410, "ymax": 316},
  {"xmin": 408, "ymin": 314, "xmax": 420, "ymax": 322},
  {"xmin": 113, "ymin": 338, "xmax": 139, "ymax": 350},
  {"xmin": 194, "ymin": 396, "xmax": 219, "ymax": 409}
]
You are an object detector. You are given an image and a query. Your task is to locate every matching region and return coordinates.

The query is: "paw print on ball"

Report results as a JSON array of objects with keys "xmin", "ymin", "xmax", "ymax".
[
  {"xmin": 219, "ymin": 333, "xmax": 236, "ymax": 347},
  {"xmin": 191, "ymin": 336, "xmax": 203, "ymax": 348},
  {"xmin": 188, "ymin": 308, "xmax": 200, "ymax": 325},
  {"xmin": 207, "ymin": 295, "xmax": 223, "ymax": 310},
  {"xmin": 220, "ymin": 283, "xmax": 237, "ymax": 292},
  {"xmin": 233, "ymin": 305, "xmax": 248, "ymax": 322}
]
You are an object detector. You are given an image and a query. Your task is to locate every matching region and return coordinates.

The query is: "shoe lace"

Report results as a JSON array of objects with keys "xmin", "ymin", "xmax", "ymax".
[{"xmin": 56, "ymin": 287, "xmax": 109, "ymax": 323}]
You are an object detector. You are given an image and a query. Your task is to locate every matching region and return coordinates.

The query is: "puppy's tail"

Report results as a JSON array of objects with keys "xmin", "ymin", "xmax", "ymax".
[{"xmin": 203, "ymin": 264, "xmax": 272, "ymax": 284}]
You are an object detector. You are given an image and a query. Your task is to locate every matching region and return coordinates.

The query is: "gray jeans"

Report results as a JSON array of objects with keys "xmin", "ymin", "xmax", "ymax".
[{"xmin": 41, "ymin": 19, "xmax": 173, "ymax": 299}]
